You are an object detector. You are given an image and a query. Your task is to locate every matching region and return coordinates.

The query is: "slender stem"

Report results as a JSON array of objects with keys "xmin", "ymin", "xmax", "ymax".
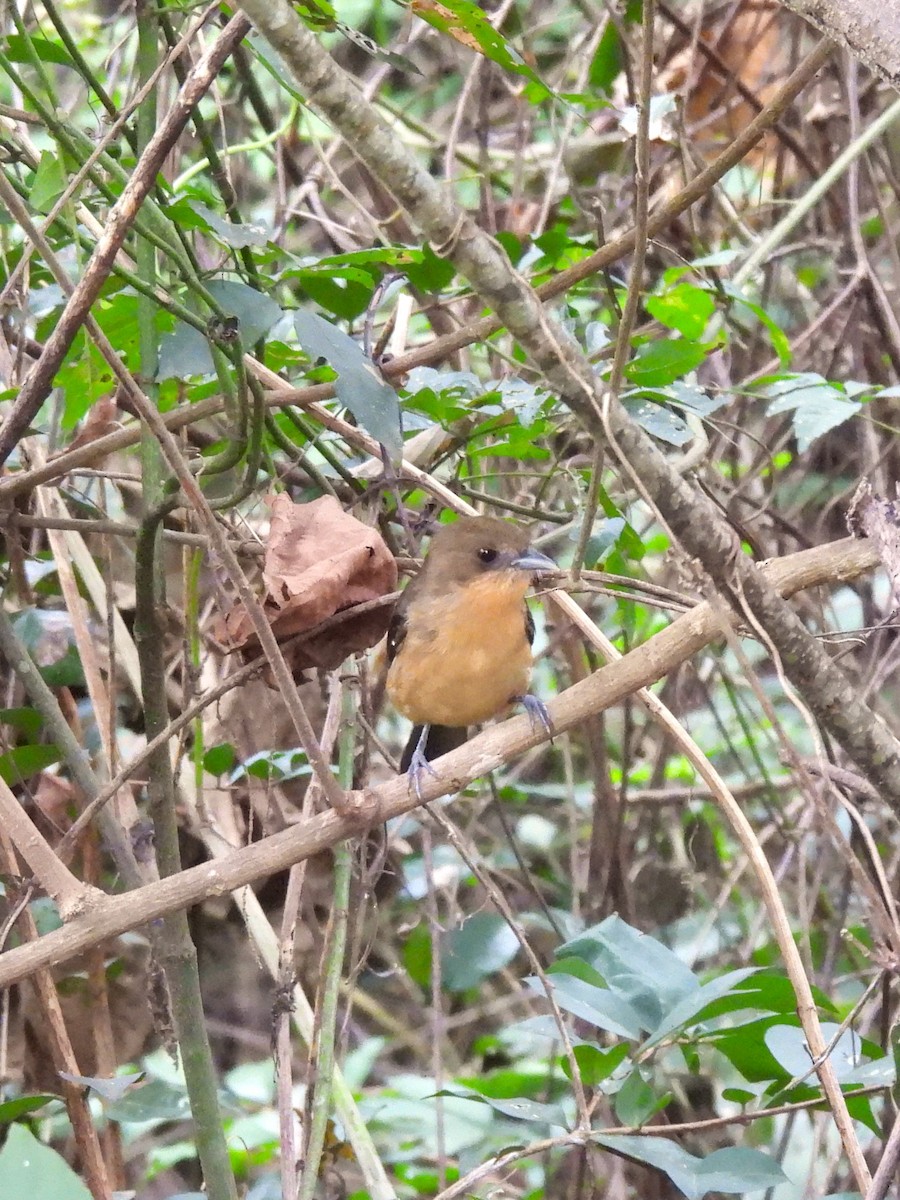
[
  {"xmin": 0, "ymin": 605, "xmax": 139, "ymax": 886},
  {"xmin": 298, "ymin": 679, "xmax": 354, "ymax": 1200}
]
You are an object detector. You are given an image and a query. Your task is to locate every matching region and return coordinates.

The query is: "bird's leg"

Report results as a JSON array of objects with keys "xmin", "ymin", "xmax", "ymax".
[
  {"xmin": 516, "ymin": 694, "xmax": 554, "ymax": 742},
  {"xmin": 406, "ymin": 723, "xmax": 439, "ymax": 801}
]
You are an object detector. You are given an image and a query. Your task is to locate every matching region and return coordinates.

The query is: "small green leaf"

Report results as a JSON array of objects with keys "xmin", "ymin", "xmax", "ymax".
[
  {"xmin": 293, "ymin": 311, "xmax": 402, "ymax": 454},
  {"xmin": 624, "ymin": 340, "xmax": 708, "ymax": 388},
  {"xmin": 0, "ymin": 744, "xmax": 61, "ymax": 785},
  {"xmin": 188, "ymin": 202, "xmax": 270, "ymax": 249},
  {"xmin": 766, "ymin": 374, "xmax": 861, "ymax": 452},
  {"xmin": 589, "ymin": 22, "xmax": 623, "ymax": 94},
  {"xmin": 5, "ymin": 35, "xmax": 73, "ymax": 66},
  {"xmin": 571, "ymin": 1043, "xmax": 631, "ymax": 1086},
  {"xmin": 207, "ymin": 280, "xmax": 283, "ymax": 345},
  {"xmin": 0, "ymin": 1094, "xmax": 57, "ymax": 1123},
  {"xmin": 105, "ymin": 1078, "xmax": 192, "ymax": 1124},
  {"xmin": 29, "ymin": 151, "xmax": 68, "ymax": 215},
  {"xmin": 157, "ymin": 323, "xmax": 213, "ymax": 380},
  {"xmin": 623, "ymin": 397, "xmax": 692, "ymax": 446},
  {"xmin": 0, "ymin": 1124, "xmax": 92, "ymax": 1200},
  {"xmin": 594, "ymin": 1135, "xmax": 786, "ymax": 1199},
  {"xmin": 724, "ymin": 286, "xmax": 790, "ymax": 365},
  {"xmin": 646, "ymin": 284, "xmax": 715, "ymax": 340},
  {"xmin": 0, "ymin": 708, "xmax": 43, "ymax": 740},
  {"xmin": 646, "ymin": 968, "xmax": 758, "ymax": 1047},
  {"xmin": 764, "ymin": 1023, "xmax": 873, "ymax": 1083},
  {"xmin": 526, "ymin": 971, "xmax": 644, "ymax": 1040},
  {"xmin": 443, "ymin": 913, "xmax": 519, "ymax": 991},
  {"xmin": 614, "ymin": 1069, "xmax": 667, "ymax": 1126},
  {"xmin": 203, "ymin": 743, "xmax": 236, "ymax": 775}
]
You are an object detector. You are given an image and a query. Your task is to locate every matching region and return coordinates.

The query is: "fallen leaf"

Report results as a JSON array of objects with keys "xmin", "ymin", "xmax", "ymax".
[{"xmin": 211, "ymin": 495, "xmax": 398, "ymax": 673}]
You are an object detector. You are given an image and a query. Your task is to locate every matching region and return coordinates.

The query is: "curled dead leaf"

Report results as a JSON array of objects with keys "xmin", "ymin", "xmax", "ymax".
[{"xmin": 210, "ymin": 495, "xmax": 398, "ymax": 674}]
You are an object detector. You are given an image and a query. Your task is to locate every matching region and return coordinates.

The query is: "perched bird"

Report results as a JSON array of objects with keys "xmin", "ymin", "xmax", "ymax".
[{"xmin": 386, "ymin": 515, "xmax": 555, "ymax": 797}]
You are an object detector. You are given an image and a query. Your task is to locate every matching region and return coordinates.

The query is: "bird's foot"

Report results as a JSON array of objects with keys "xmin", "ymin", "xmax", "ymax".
[
  {"xmin": 406, "ymin": 726, "xmax": 439, "ymax": 801},
  {"xmin": 517, "ymin": 694, "xmax": 554, "ymax": 742}
]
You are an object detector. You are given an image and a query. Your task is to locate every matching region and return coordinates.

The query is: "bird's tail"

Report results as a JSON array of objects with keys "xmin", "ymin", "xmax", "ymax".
[{"xmin": 400, "ymin": 725, "xmax": 468, "ymax": 772}]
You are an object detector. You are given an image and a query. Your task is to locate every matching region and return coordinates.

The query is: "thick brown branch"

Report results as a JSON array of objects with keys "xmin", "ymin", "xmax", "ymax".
[{"xmin": 0, "ymin": 535, "xmax": 879, "ymax": 990}]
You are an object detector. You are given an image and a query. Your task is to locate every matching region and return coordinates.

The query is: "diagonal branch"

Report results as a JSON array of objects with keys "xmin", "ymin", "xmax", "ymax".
[
  {"xmin": 0, "ymin": 534, "xmax": 879, "ymax": 991},
  {"xmin": 234, "ymin": 1, "xmax": 900, "ymax": 813}
]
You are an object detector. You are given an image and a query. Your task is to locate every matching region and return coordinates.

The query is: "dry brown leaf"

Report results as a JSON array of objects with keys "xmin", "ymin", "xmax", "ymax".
[
  {"xmin": 211, "ymin": 495, "xmax": 398, "ymax": 673},
  {"xmin": 56, "ymin": 395, "xmax": 121, "ymax": 457}
]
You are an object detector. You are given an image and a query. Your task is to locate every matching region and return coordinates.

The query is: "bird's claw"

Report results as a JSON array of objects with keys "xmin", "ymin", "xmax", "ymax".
[
  {"xmin": 406, "ymin": 727, "xmax": 439, "ymax": 801},
  {"xmin": 517, "ymin": 693, "xmax": 554, "ymax": 742}
]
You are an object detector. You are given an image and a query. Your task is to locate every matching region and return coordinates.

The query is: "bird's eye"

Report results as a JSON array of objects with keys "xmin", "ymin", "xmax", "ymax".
[{"xmin": 478, "ymin": 547, "xmax": 499, "ymax": 564}]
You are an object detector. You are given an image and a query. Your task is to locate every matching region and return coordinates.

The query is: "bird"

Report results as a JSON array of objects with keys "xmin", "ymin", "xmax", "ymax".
[{"xmin": 385, "ymin": 514, "xmax": 555, "ymax": 798}]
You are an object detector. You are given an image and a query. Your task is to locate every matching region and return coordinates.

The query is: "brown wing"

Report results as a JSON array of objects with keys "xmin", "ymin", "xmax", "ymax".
[{"xmin": 386, "ymin": 602, "xmax": 408, "ymax": 666}]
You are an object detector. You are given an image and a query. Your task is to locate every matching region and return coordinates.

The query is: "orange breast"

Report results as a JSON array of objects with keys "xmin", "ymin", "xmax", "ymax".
[{"xmin": 387, "ymin": 575, "xmax": 534, "ymax": 727}]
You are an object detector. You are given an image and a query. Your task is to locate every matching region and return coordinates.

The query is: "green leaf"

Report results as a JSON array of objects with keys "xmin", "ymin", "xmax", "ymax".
[
  {"xmin": 0, "ymin": 1094, "xmax": 57, "ymax": 1123},
  {"xmin": 232, "ymin": 748, "xmax": 310, "ymax": 782},
  {"xmin": 764, "ymin": 1023, "xmax": 876, "ymax": 1083},
  {"xmin": 0, "ymin": 743, "xmax": 61, "ymax": 785},
  {"xmin": 295, "ymin": 266, "xmax": 377, "ymax": 321},
  {"xmin": 571, "ymin": 1043, "xmax": 631, "ymax": 1086},
  {"xmin": 0, "ymin": 1124, "xmax": 92, "ymax": 1200},
  {"xmin": 207, "ymin": 279, "xmax": 283, "ymax": 346},
  {"xmin": 29, "ymin": 151, "xmax": 67, "ymax": 215},
  {"xmin": 623, "ymin": 397, "xmax": 692, "ymax": 446},
  {"xmin": 411, "ymin": 0, "xmax": 549, "ymax": 99},
  {"xmin": 4, "ymin": 35, "xmax": 73, "ymax": 66},
  {"xmin": 614, "ymin": 1069, "xmax": 669, "ymax": 1126},
  {"xmin": 404, "ymin": 244, "xmax": 456, "ymax": 293},
  {"xmin": 293, "ymin": 311, "xmax": 402, "ymax": 454},
  {"xmin": 335, "ymin": 22, "xmax": 423, "ymax": 74},
  {"xmin": 624, "ymin": 340, "xmax": 708, "ymax": 388},
  {"xmin": 443, "ymin": 913, "xmax": 519, "ymax": 991},
  {"xmin": 444, "ymin": 1086, "xmax": 567, "ymax": 1127},
  {"xmin": 766, "ymin": 374, "xmax": 861, "ymax": 452},
  {"xmin": 0, "ymin": 708, "xmax": 43, "ymax": 740},
  {"xmin": 105, "ymin": 1078, "xmax": 192, "ymax": 1124},
  {"xmin": 158, "ymin": 323, "xmax": 213, "ymax": 380},
  {"xmin": 188, "ymin": 202, "xmax": 270, "ymax": 248},
  {"xmin": 646, "ymin": 284, "xmax": 716, "ymax": 340},
  {"xmin": 589, "ymin": 22, "xmax": 623, "ymax": 94},
  {"xmin": 560, "ymin": 914, "xmax": 699, "ymax": 1030},
  {"xmin": 402, "ymin": 924, "xmax": 432, "ymax": 990},
  {"xmin": 203, "ymin": 743, "xmax": 237, "ymax": 775},
  {"xmin": 646, "ymin": 968, "xmax": 759, "ymax": 1047},
  {"xmin": 709, "ymin": 1016, "xmax": 794, "ymax": 1083},
  {"xmin": 526, "ymin": 971, "xmax": 645, "ymax": 1040},
  {"xmin": 593, "ymin": 1136, "xmax": 786, "ymax": 1199},
  {"xmin": 724, "ymin": 286, "xmax": 790, "ymax": 365}
]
